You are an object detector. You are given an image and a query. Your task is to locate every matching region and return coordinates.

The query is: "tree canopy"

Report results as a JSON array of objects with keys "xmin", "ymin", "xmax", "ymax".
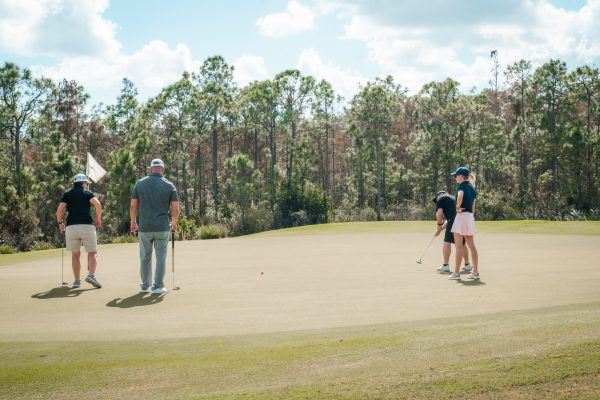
[{"xmin": 1, "ymin": 56, "xmax": 599, "ymax": 250}]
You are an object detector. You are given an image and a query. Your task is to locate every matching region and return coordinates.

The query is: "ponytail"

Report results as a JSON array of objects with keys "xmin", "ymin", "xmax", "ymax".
[{"xmin": 468, "ymin": 173, "xmax": 476, "ymax": 185}]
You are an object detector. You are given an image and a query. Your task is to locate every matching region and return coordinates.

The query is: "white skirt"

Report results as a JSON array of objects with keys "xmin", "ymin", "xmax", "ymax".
[{"xmin": 451, "ymin": 212, "xmax": 476, "ymax": 236}]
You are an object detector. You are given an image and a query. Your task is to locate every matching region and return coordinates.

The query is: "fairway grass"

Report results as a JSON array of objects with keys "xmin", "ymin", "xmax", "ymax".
[
  {"xmin": 2, "ymin": 302, "xmax": 599, "ymax": 400},
  {"xmin": 2, "ymin": 221, "xmax": 599, "ymax": 399},
  {"xmin": 1, "ymin": 221, "xmax": 598, "ymax": 267},
  {"xmin": 250, "ymin": 220, "xmax": 600, "ymax": 237},
  {"xmin": 0, "ymin": 243, "xmax": 122, "ymax": 267}
]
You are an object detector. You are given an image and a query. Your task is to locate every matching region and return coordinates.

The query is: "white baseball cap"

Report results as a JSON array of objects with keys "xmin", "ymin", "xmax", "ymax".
[
  {"xmin": 73, "ymin": 174, "xmax": 90, "ymax": 183},
  {"xmin": 149, "ymin": 158, "xmax": 165, "ymax": 168}
]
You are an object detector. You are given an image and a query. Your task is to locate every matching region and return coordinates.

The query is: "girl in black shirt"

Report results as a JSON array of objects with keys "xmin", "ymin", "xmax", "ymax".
[{"xmin": 448, "ymin": 167, "xmax": 479, "ymax": 281}]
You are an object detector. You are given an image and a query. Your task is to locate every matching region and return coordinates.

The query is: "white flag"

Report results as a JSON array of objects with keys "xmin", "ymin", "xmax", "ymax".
[{"xmin": 86, "ymin": 152, "xmax": 107, "ymax": 183}]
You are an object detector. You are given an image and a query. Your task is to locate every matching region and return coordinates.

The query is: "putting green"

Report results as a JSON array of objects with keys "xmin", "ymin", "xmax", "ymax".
[{"xmin": 1, "ymin": 221, "xmax": 599, "ymax": 342}]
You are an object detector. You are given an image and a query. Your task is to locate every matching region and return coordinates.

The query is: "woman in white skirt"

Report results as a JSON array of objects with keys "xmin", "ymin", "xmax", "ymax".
[{"xmin": 448, "ymin": 167, "xmax": 479, "ymax": 281}]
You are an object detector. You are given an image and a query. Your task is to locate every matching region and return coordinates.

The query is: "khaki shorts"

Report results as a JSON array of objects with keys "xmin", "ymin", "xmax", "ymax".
[{"xmin": 65, "ymin": 224, "xmax": 97, "ymax": 253}]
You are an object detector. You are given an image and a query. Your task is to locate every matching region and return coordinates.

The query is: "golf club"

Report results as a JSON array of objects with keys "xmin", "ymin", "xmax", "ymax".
[
  {"xmin": 172, "ymin": 230, "xmax": 180, "ymax": 291},
  {"xmin": 416, "ymin": 235, "xmax": 436, "ymax": 264},
  {"xmin": 61, "ymin": 230, "xmax": 67, "ymax": 286}
]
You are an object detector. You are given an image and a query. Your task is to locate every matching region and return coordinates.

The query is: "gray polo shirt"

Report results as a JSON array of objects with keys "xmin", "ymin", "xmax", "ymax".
[{"xmin": 131, "ymin": 173, "xmax": 179, "ymax": 232}]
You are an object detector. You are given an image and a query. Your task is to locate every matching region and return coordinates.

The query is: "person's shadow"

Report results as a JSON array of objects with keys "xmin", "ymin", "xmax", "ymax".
[
  {"xmin": 459, "ymin": 280, "xmax": 486, "ymax": 286},
  {"xmin": 106, "ymin": 293, "xmax": 164, "ymax": 308},
  {"xmin": 32, "ymin": 286, "xmax": 95, "ymax": 299}
]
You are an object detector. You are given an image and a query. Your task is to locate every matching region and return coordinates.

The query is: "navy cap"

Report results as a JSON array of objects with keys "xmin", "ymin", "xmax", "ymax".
[{"xmin": 450, "ymin": 166, "xmax": 470, "ymax": 177}]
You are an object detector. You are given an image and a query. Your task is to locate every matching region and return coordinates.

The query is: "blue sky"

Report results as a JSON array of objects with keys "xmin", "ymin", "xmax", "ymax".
[{"xmin": 0, "ymin": 0, "xmax": 597, "ymax": 105}]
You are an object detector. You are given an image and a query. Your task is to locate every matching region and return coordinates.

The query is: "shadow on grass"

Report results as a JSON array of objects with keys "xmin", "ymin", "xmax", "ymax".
[
  {"xmin": 31, "ymin": 286, "xmax": 95, "ymax": 299},
  {"xmin": 458, "ymin": 280, "xmax": 486, "ymax": 286},
  {"xmin": 106, "ymin": 293, "xmax": 164, "ymax": 308}
]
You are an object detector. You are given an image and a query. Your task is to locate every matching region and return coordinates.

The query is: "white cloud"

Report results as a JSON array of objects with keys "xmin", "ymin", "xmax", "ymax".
[
  {"xmin": 256, "ymin": 0, "xmax": 315, "ymax": 38},
  {"xmin": 0, "ymin": 0, "xmax": 202, "ymax": 102},
  {"xmin": 297, "ymin": 48, "xmax": 365, "ymax": 100},
  {"xmin": 32, "ymin": 40, "xmax": 201, "ymax": 102},
  {"xmin": 532, "ymin": 0, "xmax": 600, "ymax": 62},
  {"xmin": 0, "ymin": 0, "xmax": 120, "ymax": 57},
  {"xmin": 324, "ymin": 0, "xmax": 600, "ymax": 93},
  {"xmin": 233, "ymin": 54, "xmax": 268, "ymax": 87}
]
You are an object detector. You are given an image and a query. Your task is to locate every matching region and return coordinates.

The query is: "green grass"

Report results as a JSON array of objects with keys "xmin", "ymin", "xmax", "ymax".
[
  {"xmin": 2, "ymin": 302, "xmax": 599, "ymax": 399},
  {"xmin": 251, "ymin": 220, "xmax": 600, "ymax": 237},
  {"xmin": 0, "ymin": 242, "xmax": 130, "ymax": 267},
  {"xmin": 2, "ymin": 221, "xmax": 598, "ymax": 266}
]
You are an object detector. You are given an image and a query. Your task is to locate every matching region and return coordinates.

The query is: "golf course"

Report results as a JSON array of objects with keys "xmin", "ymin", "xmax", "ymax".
[{"xmin": 1, "ymin": 220, "xmax": 599, "ymax": 399}]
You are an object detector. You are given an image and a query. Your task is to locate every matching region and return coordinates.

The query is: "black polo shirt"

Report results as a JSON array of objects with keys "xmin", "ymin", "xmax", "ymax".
[
  {"xmin": 456, "ymin": 181, "xmax": 477, "ymax": 213},
  {"xmin": 60, "ymin": 186, "xmax": 95, "ymax": 226},
  {"xmin": 436, "ymin": 194, "xmax": 457, "ymax": 221}
]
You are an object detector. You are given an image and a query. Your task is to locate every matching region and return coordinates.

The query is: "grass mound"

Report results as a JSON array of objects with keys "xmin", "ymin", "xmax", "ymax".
[{"xmin": 2, "ymin": 302, "xmax": 599, "ymax": 399}]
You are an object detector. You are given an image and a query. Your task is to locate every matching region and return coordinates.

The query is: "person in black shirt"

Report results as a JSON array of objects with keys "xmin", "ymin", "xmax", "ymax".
[
  {"xmin": 432, "ymin": 191, "xmax": 470, "ymax": 273},
  {"xmin": 56, "ymin": 174, "xmax": 103, "ymax": 289},
  {"xmin": 448, "ymin": 167, "xmax": 479, "ymax": 281}
]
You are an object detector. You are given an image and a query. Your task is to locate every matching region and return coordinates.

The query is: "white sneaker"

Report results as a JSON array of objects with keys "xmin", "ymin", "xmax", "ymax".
[
  {"xmin": 448, "ymin": 272, "xmax": 461, "ymax": 280},
  {"xmin": 436, "ymin": 264, "xmax": 450, "ymax": 273},
  {"xmin": 461, "ymin": 263, "xmax": 472, "ymax": 272},
  {"xmin": 467, "ymin": 272, "xmax": 480, "ymax": 280},
  {"xmin": 85, "ymin": 274, "xmax": 102, "ymax": 288},
  {"xmin": 140, "ymin": 288, "xmax": 150, "ymax": 293},
  {"xmin": 151, "ymin": 287, "xmax": 167, "ymax": 294}
]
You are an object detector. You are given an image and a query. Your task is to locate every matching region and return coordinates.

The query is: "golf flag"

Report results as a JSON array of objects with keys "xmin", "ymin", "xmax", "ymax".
[{"xmin": 86, "ymin": 152, "xmax": 107, "ymax": 183}]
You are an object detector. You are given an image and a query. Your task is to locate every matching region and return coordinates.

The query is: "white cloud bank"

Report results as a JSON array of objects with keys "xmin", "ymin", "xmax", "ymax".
[
  {"xmin": 0, "ymin": 0, "xmax": 120, "ymax": 57},
  {"xmin": 33, "ymin": 41, "xmax": 201, "ymax": 99},
  {"xmin": 0, "ymin": 0, "xmax": 201, "ymax": 103},
  {"xmin": 297, "ymin": 48, "xmax": 365, "ymax": 100},
  {"xmin": 256, "ymin": 0, "xmax": 315, "ymax": 38},
  {"xmin": 232, "ymin": 54, "xmax": 269, "ymax": 87},
  {"xmin": 318, "ymin": 0, "xmax": 600, "ymax": 93}
]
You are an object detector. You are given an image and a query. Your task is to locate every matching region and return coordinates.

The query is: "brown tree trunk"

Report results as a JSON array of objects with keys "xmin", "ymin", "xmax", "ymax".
[{"xmin": 212, "ymin": 116, "xmax": 219, "ymax": 215}]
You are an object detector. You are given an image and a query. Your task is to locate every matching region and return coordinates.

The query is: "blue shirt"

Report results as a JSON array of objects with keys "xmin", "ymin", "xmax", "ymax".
[
  {"xmin": 456, "ymin": 181, "xmax": 477, "ymax": 213},
  {"xmin": 131, "ymin": 173, "xmax": 179, "ymax": 232}
]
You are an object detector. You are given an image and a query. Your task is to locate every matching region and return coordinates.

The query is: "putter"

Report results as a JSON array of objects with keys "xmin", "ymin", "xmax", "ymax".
[
  {"xmin": 61, "ymin": 230, "xmax": 68, "ymax": 286},
  {"xmin": 416, "ymin": 235, "xmax": 436, "ymax": 264},
  {"xmin": 171, "ymin": 231, "xmax": 180, "ymax": 291}
]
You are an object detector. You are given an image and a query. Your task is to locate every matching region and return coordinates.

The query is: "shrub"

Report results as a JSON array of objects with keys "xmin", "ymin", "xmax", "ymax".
[
  {"xmin": 228, "ymin": 205, "xmax": 273, "ymax": 236},
  {"xmin": 111, "ymin": 235, "xmax": 138, "ymax": 244},
  {"xmin": 276, "ymin": 183, "xmax": 332, "ymax": 227},
  {"xmin": 200, "ymin": 225, "xmax": 228, "ymax": 239},
  {"xmin": 586, "ymin": 209, "xmax": 600, "ymax": 221},
  {"xmin": 476, "ymin": 190, "xmax": 522, "ymax": 220},
  {"xmin": 0, "ymin": 189, "xmax": 41, "ymax": 251},
  {"xmin": 334, "ymin": 205, "xmax": 378, "ymax": 222},
  {"xmin": 177, "ymin": 217, "xmax": 200, "ymax": 240},
  {"xmin": 0, "ymin": 245, "xmax": 16, "ymax": 254},
  {"xmin": 31, "ymin": 241, "xmax": 55, "ymax": 251},
  {"xmin": 383, "ymin": 202, "xmax": 426, "ymax": 221}
]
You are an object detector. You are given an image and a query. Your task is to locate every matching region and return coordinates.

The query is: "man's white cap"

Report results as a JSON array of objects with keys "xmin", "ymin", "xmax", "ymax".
[
  {"xmin": 149, "ymin": 158, "xmax": 165, "ymax": 168},
  {"xmin": 73, "ymin": 173, "xmax": 90, "ymax": 183}
]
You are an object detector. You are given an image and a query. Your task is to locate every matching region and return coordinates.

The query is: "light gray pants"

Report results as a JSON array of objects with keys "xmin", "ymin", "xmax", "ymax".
[{"xmin": 138, "ymin": 231, "xmax": 169, "ymax": 290}]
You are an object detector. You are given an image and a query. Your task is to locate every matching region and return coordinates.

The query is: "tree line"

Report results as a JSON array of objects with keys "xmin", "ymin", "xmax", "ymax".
[{"xmin": 1, "ymin": 55, "xmax": 599, "ymax": 251}]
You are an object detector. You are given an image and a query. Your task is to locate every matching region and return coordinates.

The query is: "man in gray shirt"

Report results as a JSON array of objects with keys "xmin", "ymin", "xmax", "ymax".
[{"xmin": 130, "ymin": 158, "xmax": 179, "ymax": 294}]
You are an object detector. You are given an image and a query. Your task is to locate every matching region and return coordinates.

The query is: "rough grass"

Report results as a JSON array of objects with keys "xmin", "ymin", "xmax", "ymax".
[
  {"xmin": 251, "ymin": 220, "xmax": 600, "ymax": 237},
  {"xmin": 0, "ymin": 243, "xmax": 123, "ymax": 266},
  {"xmin": 2, "ymin": 302, "xmax": 599, "ymax": 400}
]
